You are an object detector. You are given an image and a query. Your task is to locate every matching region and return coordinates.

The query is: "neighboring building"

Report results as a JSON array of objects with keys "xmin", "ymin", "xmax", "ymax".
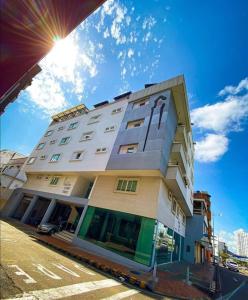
[
  {"xmin": 0, "ymin": 150, "xmax": 26, "ymax": 171},
  {"xmin": 184, "ymin": 191, "xmax": 213, "ymax": 264},
  {"xmin": 1, "ymin": 75, "xmax": 194, "ymax": 270},
  {"xmin": 0, "ymin": 156, "xmax": 28, "ymax": 210},
  {"xmin": 218, "ymin": 241, "xmax": 228, "ymax": 254},
  {"xmin": 237, "ymin": 230, "xmax": 248, "ymax": 257}
]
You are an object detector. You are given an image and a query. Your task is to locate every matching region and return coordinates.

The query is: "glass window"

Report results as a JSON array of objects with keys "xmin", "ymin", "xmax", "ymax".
[
  {"xmin": 60, "ymin": 137, "xmax": 70, "ymax": 145},
  {"xmin": 40, "ymin": 155, "xmax": 47, "ymax": 160},
  {"xmin": 50, "ymin": 176, "xmax": 60, "ymax": 185},
  {"xmin": 68, "ymin": 122, "xmax": 79, "ymax": 130},
  {"xmin": 80, "ymin": 131, "xmax": 94, "ymax": 141},
  {"xmin": 105, "ymin": 126, "xmax": 115, "ymax": 132},
  {"xmin": 71, "ymin": 151, "xmax": 84, "ymax": 161},
  {"xmin": 133, "ymin": 99, "xmax": 148, "ymax": 109},
  {"xmin": 27, "ymin": 157, "xmax": 36, "ymax": 164},
  {"xmin": 78, "ymin": 207, "xmax": 155, "ymax": 266},
  {"xmin": 172, "ymin": 198, "xmax": 177, "ymax": 214},
  {"xmin": 96, "ymin": 147, "xmax": 107, "ymax": 153},
  {"xmin": 88, "ymin": 114, "xmax": 101, "ymax": 124},
  {"xmin": 50, "ymin": 154, "xmax": 61, "ymax": 162},
  {"xmin": 119, "ymin": 144, "xmax": 138, "ymax": 154},
  {"xmin": 44, "ymin": 130, "xmax": 53, "ymax": 137},
  {"xmin": 112, "ymin": 107, "xmax": 122, "ymax": 114},
  {"xmin": 116, "ymin": 178, "xmax": 138, "ymax": 193},
  {"xmin": 36, "ymin": 143, "xmax": 45, "ymax": 150},
  {"xmin": 58, "ymin": 126, "xmax": 64, "ymax": 131},
  {"xmin": 126, "ymin": 119, "xmax": 145, "ymax": 129},
  {"xmin": 155, "ymin": 223, "xmax": 174, "ymax": 264},
  {"xmin": 50, "ymin": 140, "xmax": 56, "ymax": 145}
]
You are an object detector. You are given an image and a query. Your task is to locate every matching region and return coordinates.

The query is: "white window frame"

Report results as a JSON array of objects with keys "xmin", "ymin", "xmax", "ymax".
[
  {"xmin": 119, "ymin": 144, "xmax": 138, "ymax": 154},
  {"xmin": 44, "ymin": 130, "xmax": 54, "ymax": 137},
  {"xmin": 49, "ymin": 153, "xmax": 61, "ymax": 163},
  {"xmin": 132, "ymin": 99, "xmax": 148, "ymax": 109},
  {"xmin": 105, "ymin": 125, "xmax": 116, "ymax": 132},
  {"xmin": 27, "ymin": 157, "xmax": 36, "ymax": 164},
  {"xmin": 95, "ymin": 147, "xmax": 107, "ymax": 154},
  {"xmin": 80, "ymin": 131, "xmax": 94, "ymax": 141},
  {"xmin": 59, "ymin": 136, "xmax": 71, "ymax": 145},
  {"xmin": 115, "ymin": 178, "xmax": 139, "ymax": 194},
  {"xmin": 126, "ymin": 119, "xmax": 145, "ymax": 129},
  {"xmin": 36, "ymin": 142, "xmax": 46, "ymax": 150},
  {"xmin": 112, "ymin": 107, "xmax": 122, "ymax": 114},
  {"xmin": 88, "ymin": 114, "xmax": 101, "ymax": 125},
  {"xmin": 68, "ymin": 121, "xmax": 79, "ymax": 130},
  {"xmin": 50, "ymin": 176, "xmax": 60, "ymax": 186},
  {"xmin": 70, "ymin": 150, "xmax": 84, "ymax": 161},
  {"xmin": 172, "ymin": 197, "xmax": 177, "ymax": 214}
]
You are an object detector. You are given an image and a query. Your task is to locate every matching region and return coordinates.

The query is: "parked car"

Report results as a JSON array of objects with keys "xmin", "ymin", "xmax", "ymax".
[
  {"xmin": 37, "ymin": 223, "xmax": 60, "ymax": 235},
  {"xmin": 226, "ymin": 260, "xmax": 239, "ymax": 272}
]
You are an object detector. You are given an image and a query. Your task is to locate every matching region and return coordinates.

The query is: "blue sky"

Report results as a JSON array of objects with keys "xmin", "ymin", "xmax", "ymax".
[{"xmin": 1, "ymin": 0, "xmax": 248, "ymax": 252}]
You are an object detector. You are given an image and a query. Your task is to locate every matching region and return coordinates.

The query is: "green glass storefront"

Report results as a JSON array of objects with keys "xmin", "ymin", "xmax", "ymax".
[
  {"xmin": 78, "ymin": 206, "xmax": 185, "ymax": 266},
  {"xmin": 78, "ymin": 206, "xmax": 156, "ymax": 266}
]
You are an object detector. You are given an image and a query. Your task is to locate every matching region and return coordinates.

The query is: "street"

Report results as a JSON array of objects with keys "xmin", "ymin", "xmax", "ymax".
[
  {"xmin": 216, "ymin": 266, "xmax": 248, "ymax": 300},
  {"xmin": 0, "ymin": 220, "xmax": 160, "ymax": 300}
]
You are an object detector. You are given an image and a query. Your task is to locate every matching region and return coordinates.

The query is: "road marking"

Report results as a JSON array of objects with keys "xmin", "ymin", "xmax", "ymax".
[
  {"xmin": 6, "ymin": 279, "xmax": 121, "ymax": 300},
  {"xmin": 52, "ymin": 263, "xmax": 80, "ymax": 277},
  {"xmin": 74, "ymin": 263, "xmax": 96, "ymax": 275},
  {"xmin": 8, "ymin": 265, "xmax": 37, "ymax": 284},
  {"xmin": 33, "ymin": 264, "xmax": 62, "ymax": 280},
  {"xmin": 101, "ymin": 289, "xmax": 140, "ymax": 300}
]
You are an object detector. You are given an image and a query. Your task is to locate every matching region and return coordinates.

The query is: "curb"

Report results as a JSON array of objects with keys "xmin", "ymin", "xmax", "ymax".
[{"xmin": 36, "ymin": 237, "xmax": 149, "ymax": 290}]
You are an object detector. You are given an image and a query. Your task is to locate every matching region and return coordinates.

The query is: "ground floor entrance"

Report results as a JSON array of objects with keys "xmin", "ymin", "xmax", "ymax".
[
  {"xmin": 26, "ymin": 197, "xmax": 50, "ymax": 226},
  {"xmin": 12, "ymin": 195, "xmax": 33, "ymax": 220}
]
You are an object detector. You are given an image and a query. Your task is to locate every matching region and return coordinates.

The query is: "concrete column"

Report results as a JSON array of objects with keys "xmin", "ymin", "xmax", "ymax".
[
  {"xmin": 1, "ymin": 190, "xmax": 24, "ymax": 218},
  {"xmin": 40, "ymin": 199, "xmax": 56, "ymax": 225},
  {"xmin": 74, "ymin": 205, "xmax": 88, "ymax": 237},
  {"xmin": 21, "ymin": 195, "xmax": 39, "ymax": 223}
]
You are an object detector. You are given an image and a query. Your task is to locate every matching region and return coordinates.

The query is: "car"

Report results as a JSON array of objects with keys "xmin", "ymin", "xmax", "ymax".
[
  {"xmin": 37, "ymin": 223, "xmax": 60, "ymax": 235},
  {"xmin": 226, "ymin": 261, "xmax": 239, "ymax": 272}
]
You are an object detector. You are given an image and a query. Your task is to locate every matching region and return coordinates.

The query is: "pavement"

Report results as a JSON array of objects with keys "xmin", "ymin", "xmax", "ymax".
[
  {"xmin": 0, "ymin": 219, "xmax": 161, "ymax": 300},
  {"xmin": 215, "ymin": 265, "xmax": 248, "ymax": 300},
  {"xmin": 1, "ymin": 219, "xmax": 213, "ymax": 299}
]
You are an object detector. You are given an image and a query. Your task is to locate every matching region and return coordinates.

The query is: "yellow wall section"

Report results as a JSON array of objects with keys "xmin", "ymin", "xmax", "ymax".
[{"xmin": 89, "ymin": 175, "xmax": 161, "ymax": 218}]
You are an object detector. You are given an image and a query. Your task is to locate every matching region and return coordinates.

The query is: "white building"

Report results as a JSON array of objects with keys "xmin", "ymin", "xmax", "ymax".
[
  {"xmin": 237, "ymin": 230, "xmax": 248, "ymax": 257},
  {"xmin": 1, "ymin": 75, "xmax": 194, "ymax": 270}
]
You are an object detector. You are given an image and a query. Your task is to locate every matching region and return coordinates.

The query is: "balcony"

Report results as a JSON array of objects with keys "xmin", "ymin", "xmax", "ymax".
[
  {"xmin": 170, "ymin": 142, "xmax": 187, "ymax": 174},
  {"xmin": 165, "ymin": 165, "xmax": 193, "ymax": 216}
]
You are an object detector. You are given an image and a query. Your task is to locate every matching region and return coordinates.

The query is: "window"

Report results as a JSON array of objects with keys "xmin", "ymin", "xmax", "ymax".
[
  {"xmin": 71, "ymin": 151, "xmax": 84, "ymax": 161},
  {"xmin": 36, "ymin": 143, "xmax": 45, "ymax": 150},
  {"xmin": 40, "ymin": 155, "xmax": 47, "ymax": 160},
  {"xmin": 50, "ymin": 140, "xmax": 56, "ymax": 145},
  {"xmin": 182, "ymin": 214, "xmax": 186, "ymax": 224},
  {"xmin": 119, "ymin": 144, "xmax": 138, "ymax": 154},
  {"xmin": 172, "ymin": 197, "xmax": 177, "ymax": 214},
  {"xmin": 59, "ymin": 136, "xmax": 71, "ymax": 145},
  {"xmin": 58, "ymin": 126, "xmax": 64, "ymax": 131},
  {"xmin": 176, "ymin": 205, "xmax": 180, "ymax": 218},
  {"xmin": 88, "ymin": 114, "xmax": 101, "ymax": 124},
  {"xmin": 27, "ymin": 157, "xmax": 36, "ymax": 164},
  {"xmin": 112, "ymin": 107, "xmax": 122, "ymax": 114},
  {"xmin": 44, "ymin": 130, "xmax": 54, "ymax": 137},
  {"xmin": 96, "ymin": 147, "xmax": 107, "ymax": 154},
  {"xmin": 50, "ymin": 153, "xmax": 61, "ymax": 162},
  {"xmin": 126, "ymin": 119, "xmax": 144, "ymax": 129},
  {"xmin": 133, "ymin": 99, "xmax": 148, "ymax": 109},
  {"xmin": 105, "ymin": 126, "xmax": 115, "ymax": 132},
  {"xmin": 36, "ymin": 175, "xmax": 43, "ymax": 180},
  {"xmin": 68, "ymin": 122, "xmax": 79, "ymax": 130},
  {"xmin": 50, "ymin": 176, "xmax": 60, "ymax": 185},
  {"xmin": 80, "ymin": 131, "xmax": 94, "ymax": 141},
  {"xmin": 116, "ymin": 178, "xmax": 138, "ymax": 193}
]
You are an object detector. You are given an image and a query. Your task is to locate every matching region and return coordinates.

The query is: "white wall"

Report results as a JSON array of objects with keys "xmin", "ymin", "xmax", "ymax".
[{"xmin": 24, "ymin": 99, "xmax": 128, "ymax": 174}]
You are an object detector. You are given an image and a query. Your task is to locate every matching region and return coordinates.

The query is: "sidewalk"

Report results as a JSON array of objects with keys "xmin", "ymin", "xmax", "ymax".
[{"xmin": 35, "ymin": 233, "xmax": 212, "ymax": 299}]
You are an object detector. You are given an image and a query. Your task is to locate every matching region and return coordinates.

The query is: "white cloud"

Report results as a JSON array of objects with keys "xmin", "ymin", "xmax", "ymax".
[
  {"xmin": 142, "ymin": 16, "xmax": 156, "ymax": 30},
  {"xmin": 127, "ymin": 48, "xmax": 134, "ymax": 58},
  {"xmin": 218, "ymin": 228, "xmax": 245, "ymax": 254},
  {"xmin": 218, "ymin": 77, "xmax": 248, "ymax": 96},
  {"xmin": 191, "ymin": 95, "xmax": 248, "ymax": 132},
  {"xmin": 192, "ymin": 77, "xmax": 248, "ymax": 163},
  {"xmin": 194, "ymin": 134, "xmax": 228, "ymax": 162}
]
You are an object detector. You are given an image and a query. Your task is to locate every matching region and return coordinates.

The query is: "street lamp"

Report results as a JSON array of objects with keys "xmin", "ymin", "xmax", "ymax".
[{"xmin": 212, "ymin": 212, "xmax": 222, "ymax": 264}]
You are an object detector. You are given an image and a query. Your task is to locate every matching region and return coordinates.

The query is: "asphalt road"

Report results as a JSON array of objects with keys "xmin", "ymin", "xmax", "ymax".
[
  {"xmin": 216, "ymin": 266, "xmax": 248, "ymax": 300},
  {"xmin": 0, "ymin": 220, "xmax": 162, "ymax": 300}
]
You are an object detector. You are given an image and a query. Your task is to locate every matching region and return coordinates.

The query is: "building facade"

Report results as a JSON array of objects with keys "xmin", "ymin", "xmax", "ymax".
[
  {"xmin": 237, "ymin": 230, "xmax": 248, "ymax": 257},
  {"xmin": 184, "ymin": 191, "xmax": 213, "ymax": 264},
  {"xmin": 2, "ymin": 75, "xmax": 194, "ymax": 270}
]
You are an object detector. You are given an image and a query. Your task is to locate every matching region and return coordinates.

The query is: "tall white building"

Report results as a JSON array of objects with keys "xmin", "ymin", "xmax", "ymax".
[
  {"xmin": 1, "ymin": 75, "xmax": 194, "ymax": 270},
  {"xmin": 237, "ymin": 230, "xmax": 248, "ymax": 257}
]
